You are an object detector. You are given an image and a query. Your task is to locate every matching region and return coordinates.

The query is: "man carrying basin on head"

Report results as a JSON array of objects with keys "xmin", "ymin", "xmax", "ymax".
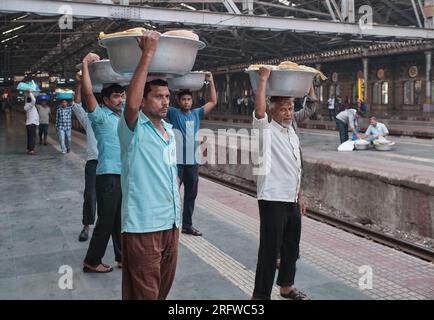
[
  {"xmin": 36, "ymin": 95, "xmax": 51, "ymax": 146},
  {"xmin": 72, "ymin": 72, "xmax": 99, "ymax": 243},
  {"xmin": 55, "ymin": 97, "xmax": 73, "ymax": 154},
  {"xmin": 166, "ymin": 73, "xmax": 217, "ymax": 237},
  {"xmin": 81, "ymin": 52, "xmax": 125, "ymax": 273},
  {"xmin": 118, "ymin": 31, "xmax": 181, "ymax": 300},
  {"xmin": 252, "ymin": 66, "xmax": 318, "ymax": 300}
]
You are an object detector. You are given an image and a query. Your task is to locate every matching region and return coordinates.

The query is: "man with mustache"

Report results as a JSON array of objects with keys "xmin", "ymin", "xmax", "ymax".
[
  {"xmin": 81, "ymin": 52, "xmax": 125, "ymax": 273},
  {"xmin": 118, "ymin": 31, "xmax": 181, "ymax": 300},
  {"xmin": 252, "ymin": 66, "xmax": 318, "ymax": 300}
]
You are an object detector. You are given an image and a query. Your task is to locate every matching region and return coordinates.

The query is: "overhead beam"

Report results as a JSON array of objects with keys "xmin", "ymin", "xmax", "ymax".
[
  {"xmin": 382, "ymin": 0, "xmax": 418, "ymax": 26},
  {"xmin": 222, "ymin": 0, "xmax": 241, "ymax": 14},
  {"xmin": 2, "ymin": 0, "xmax": 434, "ymax": 39},
  {"xmin": 254, "ymin": 1, "xmax": 331, "ymax": 18},
  {"xmin": 324, "ymin": 0, "xmax": 337, "ymax": 21},
  {"xmin": 329, "ymin": 0, "xmax": 343, "ymax": 21},
  {"xmin": 411, "ymin": 0, "xmax": 423, "ymax": 28}
]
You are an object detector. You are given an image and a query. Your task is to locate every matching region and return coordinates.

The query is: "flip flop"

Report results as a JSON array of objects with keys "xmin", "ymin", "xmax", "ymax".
[
  {"xmin": 83, "ymin": 263, "xmax": 113, "ymax": 273},
  {"xmin": 280, "ymin": 288, "xmax": 310, "ymax": 300},
  {"xmin": 182, "ymin": 227, "xmax": 202, "ymax": 236}
]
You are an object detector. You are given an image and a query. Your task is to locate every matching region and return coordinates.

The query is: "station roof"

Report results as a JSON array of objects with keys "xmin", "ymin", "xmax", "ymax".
[{"xmin": 1, "ymin": 0, "xmax": 434, "ymax": 78}]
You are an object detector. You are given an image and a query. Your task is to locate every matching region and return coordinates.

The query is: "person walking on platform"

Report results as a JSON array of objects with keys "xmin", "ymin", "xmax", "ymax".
[
  {"xmin": 335, "ymin": 108, "xmax": 363, "ymax": 144},
  {"xmin": 55, "ymin": 98, "xmax": 73, "ymax": 154},
  {"xmin": 36, "ymin": 97, "xmax": 50, "ymax": 146},
  {"xmin": 118, "ymin": 31, "xmax": 181, "ymax": 300},
  {"xmin": 81, "ymin": 52, "xmax": 125, "ymax": 273},
  {"xmin": 327, "ymin": 96, "xmax": 336, "ymax": 121},
  {"xmin": 166, "ymin": 73, "xmax": 217, "ymax": 237},
  {"xmin": 72, "ymin": 72, "xmax": 99, "ymax": 242},
  {"xmin": 251, "ymin": 66, "xmax": 317, "ymax": 300},
  {"xmin": 24, "ymin": 91, "xmax": 39, "ymax": 155}
]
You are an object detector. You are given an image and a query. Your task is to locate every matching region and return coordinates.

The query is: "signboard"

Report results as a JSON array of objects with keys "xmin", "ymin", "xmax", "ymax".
[
  {"xmin": 377, "ymin": 68, "xmax": 385, "ymax": 80},
  {"xmin": 409, "ymin": 66, "xmax": 418, "ymax": 78},
  {"xmin": 358, "ymin": 79, "xmax": 365, "ymax": 102},
  {"xmin": 332, "ymin": 72, "xmax": 338, "ymax": 82}
]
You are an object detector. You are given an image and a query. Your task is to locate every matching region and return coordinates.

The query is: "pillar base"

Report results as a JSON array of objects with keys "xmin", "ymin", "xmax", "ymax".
[{"xmin": 423, "ymin": 104, "xmax": 434, "ymax": 113}]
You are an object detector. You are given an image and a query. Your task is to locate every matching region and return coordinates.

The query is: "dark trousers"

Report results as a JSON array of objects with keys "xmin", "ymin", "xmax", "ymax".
[
  {"xmin": 26, "ymin": 124, "xmax": 37, "ymax": 151},
  {"xmin": 84, "ymin": 174, "xmax": 122, "ymax": 266},
  {"xmin": 177, "ymin": 164, "xmax": 199, "ymax": 229},
  {"xmin": 122, "ymin": 228, "xmax": 179, "ymax": 300},
  {"xmin": 336, "ymin": 119, "xmax": 349, "ymax": 144},
  {"xmin": 328, "ymin": 109, "xmax": 336, "ymax": 121},
  {"xmin": 253, "ymin": 201, "xmax": 301, "ymax": 300},
  {"xmin": 82, "ymin": 160, "xmax": 98, "ymax": 226},
  {"xmin": 38, "ymin": 124, "xmax": 48, "ymax": 142}
]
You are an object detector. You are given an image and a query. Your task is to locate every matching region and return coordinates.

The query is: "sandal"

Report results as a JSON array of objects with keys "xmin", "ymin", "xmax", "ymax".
[
  {"xmin": 182, "ymin": 227, "xmax": 202, "ymax": 236},
  {"xmin": 83, "ymin": 263, "xmax": 113, "ymax": 273},
  {"xmin": 280, "ymin": 288, "xmax": 310, "ymax": 300}
]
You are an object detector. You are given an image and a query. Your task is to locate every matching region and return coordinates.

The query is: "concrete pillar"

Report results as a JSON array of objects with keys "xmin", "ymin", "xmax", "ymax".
[
  {"xmin": 424, "ymin": 51, "xmax": 433, "ymax": 112},
  {"xmin": 226, "ymin": 68, "xmax": 231, "ymax": 113},
  {"xmin": 363, "ymin": 58, "xmax": 369, "ymax": 104},
  {"xmin": 315, "ymin": 63, "xmax": 322, "ymax": 101}
]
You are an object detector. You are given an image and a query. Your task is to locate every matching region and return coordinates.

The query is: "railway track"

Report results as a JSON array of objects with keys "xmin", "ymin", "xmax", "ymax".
[{"xmin": 200, "ymin": 171, "xmax": 434, "ymax": 264}]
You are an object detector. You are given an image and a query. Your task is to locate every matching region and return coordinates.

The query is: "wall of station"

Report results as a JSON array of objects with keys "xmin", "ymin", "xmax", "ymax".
[{"xmin": 206, "ymin": 51, "xmax": 433, "ymax": 117}]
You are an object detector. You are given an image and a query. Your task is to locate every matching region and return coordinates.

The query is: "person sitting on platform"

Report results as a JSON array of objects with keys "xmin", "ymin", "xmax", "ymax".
[{"xmin": 363, "ymin": 116, "xmax": 389, "ymax": 142}]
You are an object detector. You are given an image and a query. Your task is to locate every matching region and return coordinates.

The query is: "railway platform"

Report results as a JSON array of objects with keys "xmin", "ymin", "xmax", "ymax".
[{"xmin": 1, "ymin": 111, "xmax": 433, "ymax": 300}]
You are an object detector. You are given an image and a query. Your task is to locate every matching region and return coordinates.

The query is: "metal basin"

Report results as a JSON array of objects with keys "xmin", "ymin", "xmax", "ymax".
[
  {"xmin": 246, "ymin": 69, "xmax": 316, "ymax": 97},
  {"xmin": 374, "ymin": 142, "xmax": 395, "ymax": 151},
  {"xmin": 354, "ymin": 143, "xmax": 370, "ymax": 150},
  {"xmin": 167, "ymin": 72, "xmax": 207, "ymax": 91},
  {"xmin": 56, "ymin": 92, "xmax": 74, "ymax": 100},
  {"xmin": 76, "ymin": 60, "xmax": 131, "ymax": 86},
  {"xmin": 99, "ymin": 35, "xmax": 205, "ymax": 76}
]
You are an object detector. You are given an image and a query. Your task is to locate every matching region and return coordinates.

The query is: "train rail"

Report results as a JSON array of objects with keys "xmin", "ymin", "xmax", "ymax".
[{"xmin": 200, "ymin": 171, "xmax": 434, "ymax": 263}]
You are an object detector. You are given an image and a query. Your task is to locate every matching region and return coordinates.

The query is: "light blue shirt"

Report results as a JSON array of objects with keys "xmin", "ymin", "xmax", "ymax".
[
  {"xmin": 118, "ymin": 111, "xmax": 181, "ymax": 233},
  {"xmin": 88, "ymin": 104, "xmax": 123, "ymax": 175},
  {"xmin": 72, "ymin": 103, "xmax": 98, "ymax": 161},
  {"xmin": 365, "ymin": 122, "xmax": 389, "ymax": 138}
]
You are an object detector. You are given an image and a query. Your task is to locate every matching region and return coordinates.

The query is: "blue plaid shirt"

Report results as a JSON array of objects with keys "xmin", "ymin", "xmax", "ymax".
[{"xmin": 56, "ymin": 105, "xmax": 72, "ymax": 131}]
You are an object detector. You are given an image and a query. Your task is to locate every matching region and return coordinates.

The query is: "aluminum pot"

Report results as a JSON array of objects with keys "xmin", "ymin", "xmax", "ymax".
[
  {"xmin": 354, "ymin": 143, "xmax": 370, "ymax": 150},
  {"xmin": 168, "ymin": 72, "xmax": 207, "ymax": 91},
  {"xmin": 374, "ymin": 142, "xmax": 395, "ymax": 151},
  {"xmin": 246, "ymin": 69, "xmax": 316, "ymax": 97},
  {"xmin": 76, "ymin": 60, "xmax": 131, "ymax": 85},
  {"xmin": 99, "ymin": 35, "xmax": 206, "ymax": 76}
]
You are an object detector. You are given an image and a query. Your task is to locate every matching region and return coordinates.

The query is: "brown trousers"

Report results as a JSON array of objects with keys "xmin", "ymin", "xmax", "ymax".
[{"xmin": 122, "ymin": 227, "xmax": 179, "ymax": 300}]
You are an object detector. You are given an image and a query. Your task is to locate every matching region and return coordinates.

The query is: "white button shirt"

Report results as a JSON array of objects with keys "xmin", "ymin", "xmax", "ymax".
[{"xmin": 252, "ymin": 112, "xmax": 302, "ymax": 203}]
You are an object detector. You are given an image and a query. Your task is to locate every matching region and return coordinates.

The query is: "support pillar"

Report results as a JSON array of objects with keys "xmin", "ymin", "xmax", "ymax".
[
  {"xmin": 362, "ymin": 58, "xmax": 369, "ymax": 105},
  {"xmin": 424, "ymin": 51, "xmax": 433, "ymax": 112}
]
